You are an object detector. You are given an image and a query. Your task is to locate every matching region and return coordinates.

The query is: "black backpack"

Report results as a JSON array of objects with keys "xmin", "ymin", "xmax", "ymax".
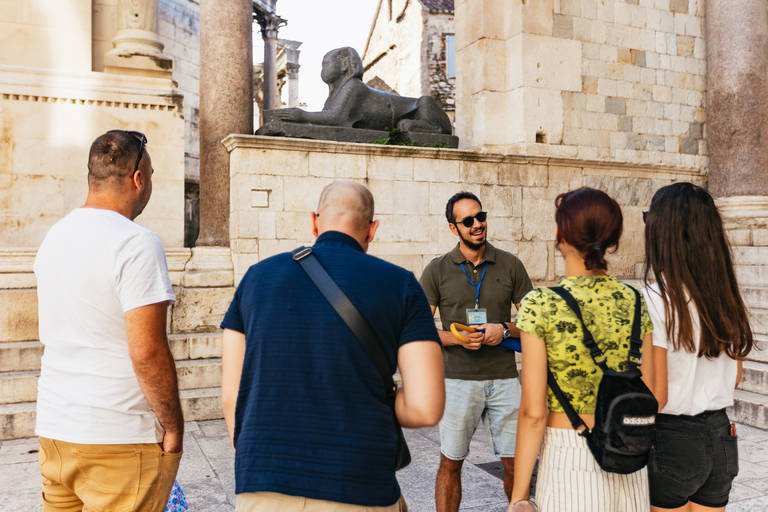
[{"xmin": 547, "ymin": 285, "xmax": 658, "ymax": 475}]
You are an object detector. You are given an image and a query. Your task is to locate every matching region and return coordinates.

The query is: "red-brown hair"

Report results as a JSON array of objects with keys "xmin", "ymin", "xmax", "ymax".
[{"xmin": 555, "ymin": 187, "xmax": 623, "ymax": 271}]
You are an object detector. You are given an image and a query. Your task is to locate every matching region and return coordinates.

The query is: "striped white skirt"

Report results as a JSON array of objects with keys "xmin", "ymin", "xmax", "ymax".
[{"xmin": 535, "ymin": 428, "xmax": 650, "ymax": 512}]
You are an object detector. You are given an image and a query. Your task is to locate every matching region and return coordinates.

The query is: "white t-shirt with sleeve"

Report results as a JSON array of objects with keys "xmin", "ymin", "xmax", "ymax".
[
  {"xmin": 34, "ymin": 208, "xmax": 176, "ymax": 444},
  {"xmin": 642, "ymin": 283, "xmax": 738, "ymax": 416}
]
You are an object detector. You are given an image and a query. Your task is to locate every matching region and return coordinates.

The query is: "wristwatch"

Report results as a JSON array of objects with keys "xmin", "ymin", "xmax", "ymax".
[{"xmin": 499, "ymin": 322, "xmax": 510, "ymax": 339}]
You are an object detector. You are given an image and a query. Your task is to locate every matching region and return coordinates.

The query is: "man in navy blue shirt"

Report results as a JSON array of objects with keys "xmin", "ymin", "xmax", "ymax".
[{"xmin": 221, "ymin": 181, "xmax": 445, "ymax": 512}]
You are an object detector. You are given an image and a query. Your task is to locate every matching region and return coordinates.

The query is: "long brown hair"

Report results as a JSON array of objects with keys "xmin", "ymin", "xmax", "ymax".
[
  {"xmin": 556, "ymin": 187, "xmax": 623, "ymax": 271},
  {"xmin": 643, "ymin": 182, "xmax": 753, "ymax": 359}
]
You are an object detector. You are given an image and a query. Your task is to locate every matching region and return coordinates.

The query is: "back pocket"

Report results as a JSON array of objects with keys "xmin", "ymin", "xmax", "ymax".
[
  {"xmin": 721, "ymin": 434, "xmax": 739, "ymax": 479},
  {"xmin": 652, "ymin": 430, "xmax": 707, "ymax": 484},
  {"xmin": 75, "ymin": 451, "xmax": 140, "ymax": 512}
]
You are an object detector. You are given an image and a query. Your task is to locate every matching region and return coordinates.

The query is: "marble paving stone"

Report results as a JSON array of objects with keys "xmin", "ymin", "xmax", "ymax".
[
  {"xmin": 727, "ymin": 495, "xmax": 768, "ymax": 511},
  {"xmin": 1, "ymin": 460, "xmax": 42, "ymax": 489},
  {"xmin": 176, "ymin": 432, "xmax": 217, "ymax": 482},
  {"xmin": 737, "ymin": 440, "xmax": 768, "ymax": 464},
  {"xmin": 0, "ymin": 436, "xmax": 40, "ymax": 464},
  {"xmin": 198, "ymin": 418, "xmax": 229, "ymax": 437},
  {"xmin": 0, "ymin": 487, "xmax": 42, "ymax": 512}
]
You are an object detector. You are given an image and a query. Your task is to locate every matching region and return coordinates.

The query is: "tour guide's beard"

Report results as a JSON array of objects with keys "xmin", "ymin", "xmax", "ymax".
[{"xmin": 459, "ymin": 227, "xmax": 486, "ymax": 251}]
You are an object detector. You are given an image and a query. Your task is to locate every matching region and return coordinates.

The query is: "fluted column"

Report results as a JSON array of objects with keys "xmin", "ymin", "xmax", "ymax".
[
  {"xmin": 197, "ymin": 0, "xmax": 253, "ymax": 246},
  {"xmin": 256, "ymin": 13, "xmax": 287, "ymax": 111},
  {"xmin": 104, "ymin": 0, "xmax": 172, "ymax": 78},
  {"xmin": 707, "ymin": 0, "xmax": 768, "ymax": 197}
]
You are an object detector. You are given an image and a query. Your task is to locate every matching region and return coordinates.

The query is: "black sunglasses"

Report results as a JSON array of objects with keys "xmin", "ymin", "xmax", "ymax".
[
  {"xmin": 107, "ymin": 130, "xmax": 148, "ymax": 173},
  {"xmin": 454, "ymin": 211, "xmax": 488, "ymax": 228}
]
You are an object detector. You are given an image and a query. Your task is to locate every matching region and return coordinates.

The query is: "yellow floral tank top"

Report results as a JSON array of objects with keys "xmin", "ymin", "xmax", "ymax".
[{"xmin": 516, "ymin": 276, "xmax": 653, "ymax": 414}]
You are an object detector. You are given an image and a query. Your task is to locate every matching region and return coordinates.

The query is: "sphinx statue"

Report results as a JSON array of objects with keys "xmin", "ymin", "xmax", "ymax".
[{"xmin": 256, "ymin": 47, "xmax": 458, "ymax": 147}]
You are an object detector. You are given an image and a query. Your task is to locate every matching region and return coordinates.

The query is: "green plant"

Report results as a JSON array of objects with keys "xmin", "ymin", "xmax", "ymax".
[{"xmin": 369, "ymin": 127, "xmax": 416, "ymax": 146}]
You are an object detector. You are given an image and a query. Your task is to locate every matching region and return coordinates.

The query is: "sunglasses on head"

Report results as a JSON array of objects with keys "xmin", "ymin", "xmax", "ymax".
[
  {"xmin": 107, "ymin": 130, "xmax": 148, "ymax": 174},
  {"xmin": 454, "ymin": 211, "xmax": 488, "ymax": 228}
]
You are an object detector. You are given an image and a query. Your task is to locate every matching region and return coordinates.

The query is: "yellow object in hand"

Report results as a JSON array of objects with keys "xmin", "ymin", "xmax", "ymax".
[{"xmin": 450, "ymin": 323, "xmax": 477, "ymax": 343}]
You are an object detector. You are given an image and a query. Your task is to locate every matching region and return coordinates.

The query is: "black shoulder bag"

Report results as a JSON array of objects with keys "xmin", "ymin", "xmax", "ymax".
[
  {"xmin": 291, "ymin": 246, "xmax": 411, "ymax": 470},
  {"xmin": 547, "ymin": 285, "xmax": 658, "ymax": 474}
]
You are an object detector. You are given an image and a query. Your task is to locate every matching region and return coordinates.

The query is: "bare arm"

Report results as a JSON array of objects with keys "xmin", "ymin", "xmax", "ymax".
[
  {"xmin": 509, "ymin": 331, "xmax": 549, "ymax": 506},
  {"xmin": 652, "ymin": 345, "xmax": 668, "ymax": 412},
  {"xmin": 126, "ymin": 301, "xmax": 184, "ymax": 453},
  {"xmin": 736, "ymin": 359, "xmax": 743, "ymax": 388},
  {"xmin": 221, "ymin": 328, "xmax": 246, "ymax": 453},
  {"xmin": 430, "ymin": 304, "xmax": 483, "ymax": 350},
  {"xmin": 638, "ymin": 333, "xmax": 655, "ymax": 395},
  {"xmin": 395, "ymin": 341, "xmax": 445, "ymax": 428}
]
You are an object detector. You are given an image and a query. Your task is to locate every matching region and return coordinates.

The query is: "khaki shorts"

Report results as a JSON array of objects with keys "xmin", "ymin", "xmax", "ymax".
[
  {"xmin": 236, "ymin": 491, "xmax": 407, "ymax": 512},
  {"xmin": 38, "ymin": 436, "xmax": 181, "ymax": 512}
]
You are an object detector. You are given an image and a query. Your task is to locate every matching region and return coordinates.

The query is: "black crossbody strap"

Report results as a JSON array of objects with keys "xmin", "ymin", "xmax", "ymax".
[
  {"xmin": 547, "ymin": 368, "xmax": 589, "ymax": 433},
  {"xmin": 291, "ymin": 247, "xmax": 396, "ymax": 397},
  {"xmin": 550, "ymin": 286, "xmax": 611, "ymax": 373},
  {"xmin": 625, "ymin": 285, "xmax": 643, "ymax": 370}
]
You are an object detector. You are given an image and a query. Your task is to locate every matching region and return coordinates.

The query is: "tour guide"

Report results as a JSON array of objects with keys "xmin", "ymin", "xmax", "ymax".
[
  {"xmin": 221, "ymin": 181, "xmax": 445, "ymax": 512},
  {"xmin": 420, "ymin": 191, "xmax": 533, "ymax": 512}
]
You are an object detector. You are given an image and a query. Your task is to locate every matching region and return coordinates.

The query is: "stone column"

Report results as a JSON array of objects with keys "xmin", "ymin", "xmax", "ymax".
[
  {"xmin": 257, "ymin": 13, "xmax": 287, "ymax": 111},
  {"xmin": 286, "ymin": 62, "xmax": 300, "ymax": 108},
  {"xmin": 104, "ymin": 0, "xmax": 172, "ymax": 78},
  {"xmin": 706, "ymin": 0, "xmax": 768, "ymax": 197},
  {"xmin": 197, "ymin": 0, "xmax": 253, "ymax": 246}
]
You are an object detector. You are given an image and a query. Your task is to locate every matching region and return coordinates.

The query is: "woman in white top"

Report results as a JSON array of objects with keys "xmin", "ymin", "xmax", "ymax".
[{"xmin": 642, "ymin": 182, "xmax": 754, "ymax": 512}]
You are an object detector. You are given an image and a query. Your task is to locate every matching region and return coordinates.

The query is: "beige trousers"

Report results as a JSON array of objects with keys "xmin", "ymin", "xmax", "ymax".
[
  {"xmin": 236, "ymin": 491, "xmax": 407, "ymax": 512},
  {"xmin": 38, "ymin": 436, "xmax": 181, "ymax": 512}
]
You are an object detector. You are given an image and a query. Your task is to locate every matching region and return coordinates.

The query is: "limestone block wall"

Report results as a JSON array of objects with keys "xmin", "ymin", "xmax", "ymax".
[
  {"xmin": 425, "ymin": 13, "xmax": 456, "ymax": 116},
  {"xmin": 93, "ymin": 0, "xmax": 201, "ymax": 183},
  {"xmin": 455, "ymin": 0, "xmax": 707, "ymax": 170},
  {"xmin": 225, "ymin": 135, "xmax": 704, "ymax": 286},
  {"xmin": 363, "ymin": 0, "xmax": 427, "ymax": 98},
  {"xmin": 0, "ymin": 69, "xmax": 185, "ymax": 248},
  {"xmin": 0, "ymin": 0, "xmax": 93, "ymax": 73}
]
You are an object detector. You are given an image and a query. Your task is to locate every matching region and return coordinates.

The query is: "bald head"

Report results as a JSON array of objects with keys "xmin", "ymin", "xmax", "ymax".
[{"xmin": 317, "ymin": 181, "xmax": 374, "ymax": 232}]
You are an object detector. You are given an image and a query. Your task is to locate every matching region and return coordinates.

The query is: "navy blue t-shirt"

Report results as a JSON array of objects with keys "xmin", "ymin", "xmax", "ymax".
[{"xmin": 220, "ymin": 231, "xmax": 440, "ymax": 507}]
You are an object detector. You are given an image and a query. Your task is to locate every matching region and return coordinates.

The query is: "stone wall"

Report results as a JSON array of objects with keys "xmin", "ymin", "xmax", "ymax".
[
  {"xmin": 425, "ymin": 13, "xmax": 456, "ymax": 116},
  {"xmin": 224, "ymin": 135, "xmax": 704, "ymax": 286},
  {"xmin": 363, "ymin": 0, "xmax": 427, "ymax": 98},
  {"xmin": 455, "ymin": 0, "xmax": 707, "ymax": 170},
  {"xmin": 94, "ymin": 0, "xmax": 201, "ymax": 184}
]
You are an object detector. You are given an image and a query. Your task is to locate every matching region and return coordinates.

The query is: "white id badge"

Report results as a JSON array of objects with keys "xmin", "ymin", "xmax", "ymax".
[{"xmin": 466, "ymin": 308, "xmax": 487, "ymax": 325}]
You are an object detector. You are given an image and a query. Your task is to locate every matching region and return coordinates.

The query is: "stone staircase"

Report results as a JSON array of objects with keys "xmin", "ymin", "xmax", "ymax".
[
  {"xmin": 0, "ymin": 333, "xmax": 224, "ymax": 440},
  {"xmin": 728, "ymin": 255, "xmax": 768, "ymax": 429}
]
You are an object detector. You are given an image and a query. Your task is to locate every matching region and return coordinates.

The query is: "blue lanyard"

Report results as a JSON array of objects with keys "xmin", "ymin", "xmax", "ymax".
[{"xmin": 460, "ymin": 263, "xmax": 487, "ymax": 310}]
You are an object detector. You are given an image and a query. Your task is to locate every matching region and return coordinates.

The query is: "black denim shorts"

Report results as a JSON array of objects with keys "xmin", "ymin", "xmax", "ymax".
[{"xmin": 648, "ymin": 409, "xmax": 738, "ymax": 509}]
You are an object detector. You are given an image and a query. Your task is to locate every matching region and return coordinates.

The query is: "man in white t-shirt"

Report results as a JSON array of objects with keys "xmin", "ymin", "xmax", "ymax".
[{"xmin": 33, "ymin": 130, "xmax": 183, "ymax": 512}]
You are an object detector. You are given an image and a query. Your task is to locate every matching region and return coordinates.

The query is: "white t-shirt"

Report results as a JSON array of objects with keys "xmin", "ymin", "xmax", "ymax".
[
  {"xmin": 34, "ymin": 208, "xmax": 176, "ymax": 444},
  {"xmin": 642, "ymin": 283, "xmax": 738, "ymax": 416}
]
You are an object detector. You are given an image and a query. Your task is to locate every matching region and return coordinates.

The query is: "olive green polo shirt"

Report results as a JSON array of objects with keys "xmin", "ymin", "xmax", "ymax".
[{"xmin": 420, "ymin": 242, "xmax": 533, "ymax": 380}]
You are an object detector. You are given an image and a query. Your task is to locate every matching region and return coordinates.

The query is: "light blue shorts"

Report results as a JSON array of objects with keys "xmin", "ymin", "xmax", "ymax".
[{"xmin": 439, "ymin": 378, "xmax": 521, "ymax": 460}]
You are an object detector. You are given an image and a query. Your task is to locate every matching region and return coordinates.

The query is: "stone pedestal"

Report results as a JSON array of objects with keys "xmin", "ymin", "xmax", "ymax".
[
  {"xmin": 198, "ymin": 0, "xmax": 254, "ymax": 246},
  {"xmin": 104, "ymin": 0, "xmax": 173, "ymax": 78},
  {"xmin": 707, "ymin": 0, "xmax": 768, "ymax": 197},
  {"xmin": 181, "ymin": 247, "xmax": 234, "ymax": 288}
]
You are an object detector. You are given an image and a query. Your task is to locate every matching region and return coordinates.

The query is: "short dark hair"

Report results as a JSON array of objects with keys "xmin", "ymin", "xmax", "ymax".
[
  {"xmin": 445, "ymin": 192, "xmax": 482, "ymax": 224},
  {"xmin": 87, "ymin": 131, "xmax": 143, "ymax": 186},
  {"xmin": 555, "ymin": 187, "xmax": 623, "ymax": 271}
]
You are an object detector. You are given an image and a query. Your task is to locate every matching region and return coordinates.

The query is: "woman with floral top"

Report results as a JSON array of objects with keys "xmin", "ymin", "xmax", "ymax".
[{"xmin": 508, "ymin": 187, "xmax": 655, "ymax": 512}]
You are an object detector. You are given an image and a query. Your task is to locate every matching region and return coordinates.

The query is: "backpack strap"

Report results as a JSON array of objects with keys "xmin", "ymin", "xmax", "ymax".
[
  {"xmin": 624, "ymin": 284, "xmax": 643, "ymax": 370},
  {"xmin": 547, "ymin": 368, "xmax": 590, "ymax": 434},
  {"xmin": 550, "ymin": 286, "xmax": 613, "ymax": 374}
]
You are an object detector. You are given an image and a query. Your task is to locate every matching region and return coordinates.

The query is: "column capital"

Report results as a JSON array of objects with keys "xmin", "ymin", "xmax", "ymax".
[
  {"xmin": 256, "ymin": 13, "xmax": 287, "ymax": 39},
  {"xmin": 286, "ymin": 62, "xmax": 300, "ymax": 80}
]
